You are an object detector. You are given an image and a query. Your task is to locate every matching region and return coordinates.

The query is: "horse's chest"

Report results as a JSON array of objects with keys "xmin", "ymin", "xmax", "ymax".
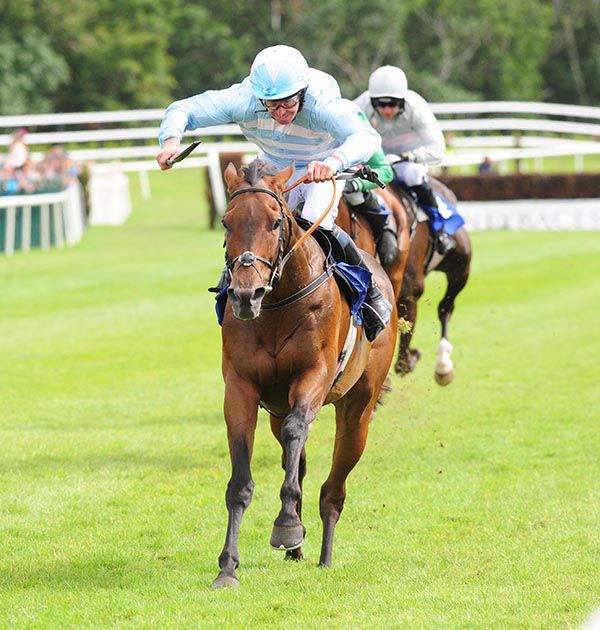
[{"xmin": 230, "ymin": 341, "xmax": 293, "ymax": 383}]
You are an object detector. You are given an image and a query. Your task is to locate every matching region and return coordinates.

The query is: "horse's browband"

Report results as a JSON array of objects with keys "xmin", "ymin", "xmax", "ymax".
[{"xmin": 229, "ymin": 186, "xmax": 284, "ymax": 209}]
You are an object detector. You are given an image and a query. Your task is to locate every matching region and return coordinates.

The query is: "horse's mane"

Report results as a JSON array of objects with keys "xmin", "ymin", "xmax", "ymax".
[{"xmin": 240, "ymin": 159, "xmax": 279, "ymax": 185}]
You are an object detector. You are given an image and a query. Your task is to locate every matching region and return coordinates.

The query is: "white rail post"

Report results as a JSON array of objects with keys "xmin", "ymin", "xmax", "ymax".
[
  {"xmin": 138, "ymin": 170, "xmax": 151, "ymax": 200},
  {"xmin": 208, "ymin": 149, "xmax": 227, "ymax": 217},
  {"xmin": 40, "ymin": 204, "xmax": 50, "ymax": 249},
  {"xmin": 22, "ymin": 205, "xmax": 31, "ymax": 252},
  {"xmin": 53, "ymin": 202, "xmax": 65, "ymax": 248},
  {"xmin": 4, "ymin": 206, "xmax": 16, "ymax": 255}
]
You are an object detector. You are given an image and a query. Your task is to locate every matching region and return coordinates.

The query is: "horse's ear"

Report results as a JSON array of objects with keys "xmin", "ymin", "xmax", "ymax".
[
  {"xmin": 224, "ymin": 162, "xmax": 242, "ymax": 192},
  {"xmin": 271, "ymin": 163, "xmax": 294, "ymax": 191}
]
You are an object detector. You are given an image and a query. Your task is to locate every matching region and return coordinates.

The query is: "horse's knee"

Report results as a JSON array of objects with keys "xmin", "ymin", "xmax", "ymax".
[
  {"xmin": 281, "ymin": 409, "xmax": 309, "ymax": 446},
  {"xmin": 438, "ymin": 300, "xmax": 454, "ymax": 319},
  {"xmin": 225, "ymin": 477, "xmax": 254, "ymax": 510},
  {"xmin": 400, "ymin": 276, "xmax": 424, "ymax": 307}
]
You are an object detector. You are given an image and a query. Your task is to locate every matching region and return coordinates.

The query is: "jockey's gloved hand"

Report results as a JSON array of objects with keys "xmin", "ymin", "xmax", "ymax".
[
  {"xmin": 400, "ymin": 151, "xmax": 416, "ymax": 163},
  {"xmin": 344, "ymin": 179, "xmax": 360, "ymax": 194}
]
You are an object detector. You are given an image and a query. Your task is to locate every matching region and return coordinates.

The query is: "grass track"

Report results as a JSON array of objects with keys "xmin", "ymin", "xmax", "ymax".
[{"xmin": 0, "ymin": 168, "xmax": 598, "ymax": 628}]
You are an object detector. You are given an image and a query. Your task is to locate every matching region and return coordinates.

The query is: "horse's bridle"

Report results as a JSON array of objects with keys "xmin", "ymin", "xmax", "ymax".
[
  {"xmin": 225, "ymin": 186, "xmax": 291, "ymax": 291},
  {"xmin": 224, "ymin": 186, "xmax": 333, "ymax": 310}
]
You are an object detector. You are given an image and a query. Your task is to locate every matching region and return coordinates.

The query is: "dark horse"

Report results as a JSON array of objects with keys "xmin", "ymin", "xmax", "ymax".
[
  {"xmin": 213, "ymin": 160, "xmax": 397, "ymax": 588},
  {"xmin": 390, "ymin": 178, "xmax": 472, "ymax": 384},
  {"xmin": 335, "ymin": 187, "xmax": 411, "ymax": 305}
]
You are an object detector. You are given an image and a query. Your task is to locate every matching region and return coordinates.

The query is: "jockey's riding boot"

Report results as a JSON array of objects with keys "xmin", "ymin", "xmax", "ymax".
[
  {"xmin": 435, "ymin": 229, "xmax": 455, "ymax": 255},
  {"xmin": 208, "ymin": 266, "xmax": 230, "ymax": 294},
  {"xmin": 347, "ymin": 191, "xmax": 398, "ymax": 268},
  {"xmin": 410, "ymin": 182, "xmax": 455, "ymax": 256},
  {"xmin": 410, "ymin": 181, "xmax": 438, "ymax": 210},
  {"xmin": 334, "ymin": 227, "xmax": 393, "ymax": 342},
  {"xmin": 376, "ymin": 217, "xmax": 398, "ymax": 268}
]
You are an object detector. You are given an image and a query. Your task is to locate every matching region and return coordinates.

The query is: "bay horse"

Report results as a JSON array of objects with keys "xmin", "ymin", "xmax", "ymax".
[
  {"xmin": 213, "ymin": 160, "xmax": 397, "ymax": 588},
  {"xmin": 335, "ymin": 187, "xmax": 411, "ymax": 305},
  {"xmin": 390, "ymin": 178, "xmax": 472, "ymax": 384}
]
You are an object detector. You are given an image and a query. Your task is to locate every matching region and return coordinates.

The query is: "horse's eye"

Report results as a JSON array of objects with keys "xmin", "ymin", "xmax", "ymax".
[
  {"xmin": 272, "ymin": 219, "xmax": 282, "ymax": 231},
  {"xmin": 221, "ymin": 219, "xmax": 230, "ymax": 231}
]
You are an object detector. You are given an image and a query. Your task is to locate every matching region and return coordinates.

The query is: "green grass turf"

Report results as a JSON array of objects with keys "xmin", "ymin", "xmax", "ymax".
[{"xmin": 0, "ymin": 168, "xmax": 598, "ymax": 628}]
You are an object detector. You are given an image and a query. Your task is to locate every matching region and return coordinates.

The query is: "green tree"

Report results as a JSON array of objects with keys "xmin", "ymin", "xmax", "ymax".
[
  {"xmin": 40, "ymin": 0, "xmax": 177, "ymax": 111},
  {"xmin": 543, "ymin": 0, "xmax": 600, "ymax": 104},
  {"xmin": 0, "ymin": 29, "xmax": 69, "ymax": 114},
  {"xmin": 404, "ymin": 0, "xmax": 554, "ymax": 101}
]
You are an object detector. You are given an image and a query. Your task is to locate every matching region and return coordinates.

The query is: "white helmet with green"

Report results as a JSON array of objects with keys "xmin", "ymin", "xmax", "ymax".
[
  {"xmin": 250, "ymin": 45, "xmax": 309, "ymax": 100},
  {"xmin": 368, "ymin": 66, "xmax": 408, "ymax": 100}
]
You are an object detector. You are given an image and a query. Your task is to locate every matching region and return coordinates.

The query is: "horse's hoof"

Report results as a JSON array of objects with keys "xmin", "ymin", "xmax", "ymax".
[
  {"xmin": 270, "ymin": 524, "xmax": 305, "ymax": 551},
  {"xmin": 285, "ymin": 548, "xmax": 305, "ymax": 561},
  {"xmin": 395, "ymin": 348, "xmax": 421, "ymax": 375},
  {"xmin": 394, "ymin": 359, "xmax": 410, "ymax": 375},
  {"xmin": 435, "ymin": 369, "xmax": 454, "ymax": 386},
  {"xmin": 211, "ymin": 574, "xmax": 240, "ymax": 590},
  {"xmin": 409, "ymin": 348, "xmax": 422, "ymax": 361}
]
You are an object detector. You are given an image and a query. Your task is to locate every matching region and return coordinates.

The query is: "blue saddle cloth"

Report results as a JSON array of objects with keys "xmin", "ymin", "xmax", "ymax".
[
  {"xmin": 214, "ymin": 262, "xmax": 371, "ymax": 326},
  {"xmin": 426, "ymin": 192, "xmax": 465, "ymax": 236},
  {"xmin": 396, "ymin": 181, "xmax": 465, "ymax": 235}
]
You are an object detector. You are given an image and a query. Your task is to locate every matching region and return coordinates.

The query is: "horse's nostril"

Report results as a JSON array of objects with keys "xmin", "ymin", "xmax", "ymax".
[{"xmin": 253, "ymin": 287, "xmax": 267, "ymax": 301}]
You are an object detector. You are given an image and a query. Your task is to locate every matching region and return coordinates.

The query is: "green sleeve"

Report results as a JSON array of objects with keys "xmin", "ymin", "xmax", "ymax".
[{"xmin": 353, "ymin": 111, "xmax": 394, "ymax": 193}]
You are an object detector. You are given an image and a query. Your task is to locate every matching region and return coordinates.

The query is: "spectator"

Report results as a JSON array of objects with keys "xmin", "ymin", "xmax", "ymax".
[
  {"xmin": 478, "ymin": 156, "xmax": 493, "ymax": 174},
  {"xmin": 0, "ymin": 142, "xmax": 79, "ymax": 195},
  {"xmin": 7, "ymin": 128, "xmax": 29, "ymax": 169},
  {"xmin": 0, "ymin": 162, "xmax": 19, "ymax": 195}
]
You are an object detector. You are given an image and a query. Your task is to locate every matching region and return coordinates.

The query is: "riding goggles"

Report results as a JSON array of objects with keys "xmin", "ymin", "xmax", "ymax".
[
  {"xmin": 371, "ymin": 97, "xmax": 405, "ymax": 110},
  {"xmin": 261, "ymin": 89, "xmax": 305, "ymax": 111}
]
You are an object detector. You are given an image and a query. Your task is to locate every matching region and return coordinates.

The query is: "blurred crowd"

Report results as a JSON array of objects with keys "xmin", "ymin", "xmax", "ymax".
[{"xmin": 1, "ymin": 128, "xmax": 80, "ymax": 196}]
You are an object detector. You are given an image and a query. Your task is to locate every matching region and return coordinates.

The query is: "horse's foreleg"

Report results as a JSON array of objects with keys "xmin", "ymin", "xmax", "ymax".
[
  {"xmin": 212, "ymin": 377, "xmax": 260, "ymax": 589},
  {"xmin": 270, "ymin": 405, "xmax": 311, "ymax": 551},
  {"xmin": 395, "ymin": 267, "xmax": 425, "ymax": 375},
  {"xmin": 270, "ymin": 415, "xmax": 307, "ymax": 561},
  {"xmin": 319, "ymin": 388, "xmax": 374, "ymax": 567},
  {"xmin": 395, "ymin": 227, "xmax": 428, "ymax": 375}
]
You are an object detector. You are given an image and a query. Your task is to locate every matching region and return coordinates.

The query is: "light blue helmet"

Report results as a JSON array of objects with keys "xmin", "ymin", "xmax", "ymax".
[{"xmin": 249, "ymin": 45, "xmax": 309, "ymax": 100}]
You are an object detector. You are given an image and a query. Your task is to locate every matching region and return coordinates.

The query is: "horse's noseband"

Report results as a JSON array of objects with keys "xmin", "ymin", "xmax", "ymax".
[{"xmin": 239, "ymin": 251, "xmax": 259, "ymax": 266}]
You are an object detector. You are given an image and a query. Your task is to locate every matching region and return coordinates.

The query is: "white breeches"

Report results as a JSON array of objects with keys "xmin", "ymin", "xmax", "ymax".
[
  {"xmin": 286, "ymin": 180, "xmax": 343, "ymax": 231},
  {"xmin": 392, "ymin": 161, "xmax": 429, "ymax": 187}
]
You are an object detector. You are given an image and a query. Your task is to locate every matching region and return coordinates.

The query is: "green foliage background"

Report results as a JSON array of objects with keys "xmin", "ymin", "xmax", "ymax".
[{"xmin": 0, "ymin": 0, "xmax": 598, "ymax": 114}]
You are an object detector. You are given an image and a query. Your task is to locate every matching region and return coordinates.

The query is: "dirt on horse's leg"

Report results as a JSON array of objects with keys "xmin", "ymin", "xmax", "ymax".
[
  {"xmin": 395, "ymin": 227, "xmax": 428, "ymax": 375},
  {"xmin": 212, "ymin": 377, "xmax": 260, "ymax": 589},
  {"xmin": 270, "ymin": 415, "xmax": 307, "ymax": 561},
  {"xmin": 396, "ymin": 268, "xmax": 425, "ymax": 375},
  {"xmin": 319, "ymin": 389, "xmax": 374, "ymax": 567}
]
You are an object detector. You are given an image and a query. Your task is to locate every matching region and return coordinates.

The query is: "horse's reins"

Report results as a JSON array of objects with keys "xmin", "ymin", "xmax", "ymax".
[{"xmin": 226, "ymin": 176, "xmax": 338, "ymax": 309}]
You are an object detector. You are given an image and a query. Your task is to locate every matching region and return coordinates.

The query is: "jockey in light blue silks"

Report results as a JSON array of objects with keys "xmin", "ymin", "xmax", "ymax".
[
  {"xmin": 355, "ymin": 66, "xmax": 463, "ymax": 255},
  {"xmin": 157, "ymin": 45, "xmax": 392, "ymax": 341}
]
